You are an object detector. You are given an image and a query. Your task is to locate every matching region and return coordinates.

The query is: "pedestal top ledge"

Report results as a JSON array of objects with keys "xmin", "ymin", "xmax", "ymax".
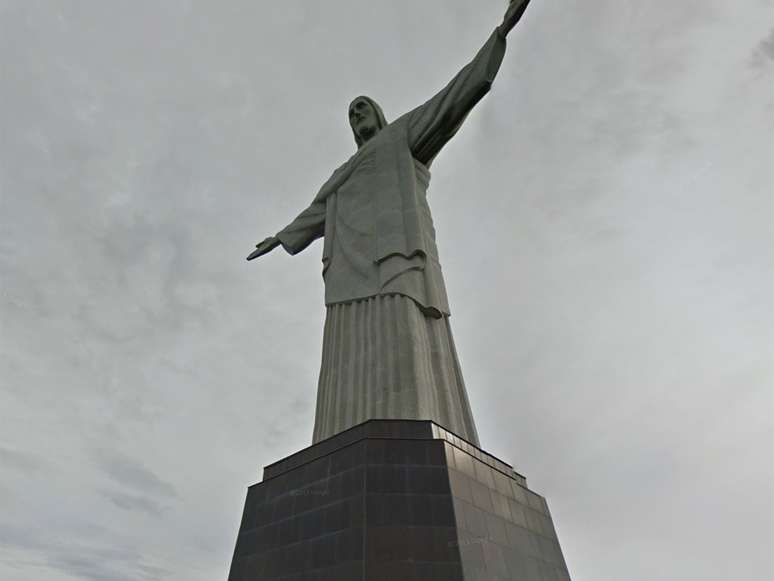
[{"xmin": 262, "ymin": 419, "xmax": 526, "ymax": 485}]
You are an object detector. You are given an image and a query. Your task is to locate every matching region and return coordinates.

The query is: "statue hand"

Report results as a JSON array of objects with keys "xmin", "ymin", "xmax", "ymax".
[
  {"xmin": 500, "ymin": 0, "xmax": 533, "ymax": 36},
  {"xmin": 247, "ymin": 236, "xmax": 281, "ymax": 261}
]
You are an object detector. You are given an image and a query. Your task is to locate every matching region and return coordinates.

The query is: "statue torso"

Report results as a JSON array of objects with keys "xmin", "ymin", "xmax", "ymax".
[{"xmin": 321, "ymin": 121, "xmax": 450, "ymax": 317}]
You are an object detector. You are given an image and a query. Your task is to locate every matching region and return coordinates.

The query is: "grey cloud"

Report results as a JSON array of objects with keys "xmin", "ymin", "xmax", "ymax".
[
  {"xmin": 92, "ymin": 449, "xmax": 178, "ymax": 499},
  {"xmin": 0, "ymin": 447, "xmax": 43, "ymax": 474},
  {"xmin": 101, "ymin": 489, "xmax": 167, "ymax": 518},
  {"xmin": 47, "ymin": 555, "xmax": 138, "ymax": 581},
  {"xmin": 0, "ymin": 523, "xmax": 47, "ymax": 553},
  {"xmin": 751, "ymin": 28, "xmax": 774, "ymax": 68},
  {"xmin": 47, "ymin": 549, "xmax": 170, "ymax": 581},
  {"xmin": 0, "ymin": 522, "xmax": 168, "ymax": 581}
]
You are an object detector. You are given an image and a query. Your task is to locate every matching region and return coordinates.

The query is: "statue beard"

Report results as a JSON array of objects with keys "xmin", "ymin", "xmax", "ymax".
[{"xmin": 357, "ymin": 124, "xmax": 379, "ymax": 144}]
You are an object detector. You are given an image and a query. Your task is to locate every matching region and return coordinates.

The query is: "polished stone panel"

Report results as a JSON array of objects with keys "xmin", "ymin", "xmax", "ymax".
[{"xmin": 228, "ymin": 420, "xmax": 570, "ymax": 580}]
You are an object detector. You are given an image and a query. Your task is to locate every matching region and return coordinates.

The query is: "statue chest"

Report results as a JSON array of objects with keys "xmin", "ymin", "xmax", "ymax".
[{"xmin": 336, "ymin": 141, "xmax": 406, "ymax": 230}]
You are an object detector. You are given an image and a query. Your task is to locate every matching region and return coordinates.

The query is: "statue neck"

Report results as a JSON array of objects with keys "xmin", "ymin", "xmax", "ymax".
[{"xmin": 358, "ymin": 125, "xmax": 380, "ymax": 145}]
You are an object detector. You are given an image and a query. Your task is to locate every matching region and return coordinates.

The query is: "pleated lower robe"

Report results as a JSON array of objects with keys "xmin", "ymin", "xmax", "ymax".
[{"xmin": 311, "ymin": 294, "xmax": 480, "ymax": 446}]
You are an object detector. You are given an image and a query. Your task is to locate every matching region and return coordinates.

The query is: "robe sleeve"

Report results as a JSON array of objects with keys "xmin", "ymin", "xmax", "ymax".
[
  {"xmin": 273, "ymin": 153, "xmax": 359, "ymax": 255},
  {"xmin": 275, "ymin": 200, "xmax": 326, "ymax": 255},
  {"xmin": 407, "ymin": 28, "xmax": 507, "ymax": 165}
]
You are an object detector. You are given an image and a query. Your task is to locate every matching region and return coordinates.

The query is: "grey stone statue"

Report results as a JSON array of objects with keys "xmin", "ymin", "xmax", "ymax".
[{"xmin": 248, "ymin": 1, "xmax": 534, "ymax": 446}]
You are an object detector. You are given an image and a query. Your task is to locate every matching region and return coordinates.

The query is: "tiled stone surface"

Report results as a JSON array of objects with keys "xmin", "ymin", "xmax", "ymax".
[
  {"xmin": 263, "ymin": 420, "xmax": 526, "ymax": 486},
  {"xmin": 228, "ymin": 420, "xmax": 569, "ymax": 581},
  {"xmin": 446, "ymin": 439, "xmax": 570, "ymax": 581}
]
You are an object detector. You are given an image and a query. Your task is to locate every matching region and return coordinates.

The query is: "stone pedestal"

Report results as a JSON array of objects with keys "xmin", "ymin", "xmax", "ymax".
[{"xmin": 227, "ymin": 420, "xmax": 570, "ymax": 581}]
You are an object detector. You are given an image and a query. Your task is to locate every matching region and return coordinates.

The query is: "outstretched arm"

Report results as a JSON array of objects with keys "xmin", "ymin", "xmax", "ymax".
[
  {"xmin": 408, "ymin": 0, "xmax": 534, "ymax": 165},
  {"xmin": 247, "ymin": 236, "xmax": 281, "ymax": 261},
  {"xmin": 247, "ymin": 200, "xmax": 326, "ymax": 261},
  {"xmin": 246, "ymin": 147, "xmax": 359, "ymax": 262},
  {"xmin": 500, "ymin": 0, "xmax": 534, "ymax": 36}
]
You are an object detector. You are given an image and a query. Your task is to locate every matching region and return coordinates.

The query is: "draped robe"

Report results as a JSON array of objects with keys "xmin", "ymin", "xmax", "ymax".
[{"xmin": 275, "ymin": 29, "xmax": 507, "ymax": 445}]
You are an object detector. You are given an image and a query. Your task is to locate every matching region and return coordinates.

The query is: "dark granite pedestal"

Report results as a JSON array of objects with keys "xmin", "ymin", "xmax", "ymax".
[{"xmin": 227, "ymin": 420, "xmax": 570, "ymax": 581}]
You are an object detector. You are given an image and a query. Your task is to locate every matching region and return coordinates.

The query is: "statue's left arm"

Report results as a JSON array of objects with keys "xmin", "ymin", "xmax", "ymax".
[{"xmin": 407, "ymin": 0, "xmax": 533, "ymax": 165}]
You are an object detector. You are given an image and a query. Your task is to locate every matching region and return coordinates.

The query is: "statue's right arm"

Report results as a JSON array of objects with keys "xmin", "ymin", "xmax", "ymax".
[
  {"xmin": 246, "ymin": 154, "xmax": 357, "ymax": 262},
  {"xmin": 275, "ymin": 199, "xmax": 327, "ymax": 255},
  {"xmin": 247, "ymin": 236, "xmax": 281, "ymax": 261},
  {"xmin": 247, "ymin": 199, "xmax": 327, "ymax": 262}
]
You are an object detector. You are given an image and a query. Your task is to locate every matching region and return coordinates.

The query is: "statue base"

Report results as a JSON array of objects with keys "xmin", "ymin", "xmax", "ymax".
[{"xmin": 227, "ymin": 420, "xmax": 571, "ymax": 580}]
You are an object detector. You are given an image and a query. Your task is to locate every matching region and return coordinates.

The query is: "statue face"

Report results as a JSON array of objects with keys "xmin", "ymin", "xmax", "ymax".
[{"xmin": 349, "ymin": 98, "xmax": 380, "ymax": 143}]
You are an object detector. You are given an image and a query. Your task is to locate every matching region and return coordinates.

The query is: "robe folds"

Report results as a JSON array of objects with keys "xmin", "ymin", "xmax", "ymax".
[
  {"xmin": 312, "ymin": 295, "xmax": 479, "ymax": 444},
  {"xmin": 275, "ymin": 29, "xmax": 507, "ymax": 445}
]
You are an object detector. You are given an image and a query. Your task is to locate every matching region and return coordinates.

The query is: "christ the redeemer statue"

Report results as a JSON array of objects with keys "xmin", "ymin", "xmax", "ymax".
[{"xmin": 248, "ymin": 1, "xmax": 533, "ymax": 446}]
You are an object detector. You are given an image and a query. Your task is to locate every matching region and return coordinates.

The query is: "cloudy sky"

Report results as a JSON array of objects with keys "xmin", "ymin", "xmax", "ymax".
[{"xmin": 1, "ymin": 1, "xmax": 772, "ymax": 579}]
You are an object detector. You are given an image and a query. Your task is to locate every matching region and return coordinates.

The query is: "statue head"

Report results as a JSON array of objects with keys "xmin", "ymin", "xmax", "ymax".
[{"xmin": 349, "ymin": 96, "xmax": 387, "ymax": 148}]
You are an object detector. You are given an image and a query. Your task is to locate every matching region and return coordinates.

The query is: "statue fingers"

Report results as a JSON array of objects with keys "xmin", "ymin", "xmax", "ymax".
[
  {"xmin": 247, "ymin": 237, "xmax": 280, "ymax": 261},
  {"xmin": 247, "ymin": 248, "xmax": 263, "ymax": 261},
  {"xmin": 504, "ymin": 0, "xmax": 532, "ymax": 32}
]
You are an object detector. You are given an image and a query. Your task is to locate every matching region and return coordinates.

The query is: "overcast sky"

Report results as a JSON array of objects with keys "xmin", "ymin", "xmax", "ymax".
[{"xmin": 1, "ymin": 1, "xmax": 772, "ymax": 580}]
